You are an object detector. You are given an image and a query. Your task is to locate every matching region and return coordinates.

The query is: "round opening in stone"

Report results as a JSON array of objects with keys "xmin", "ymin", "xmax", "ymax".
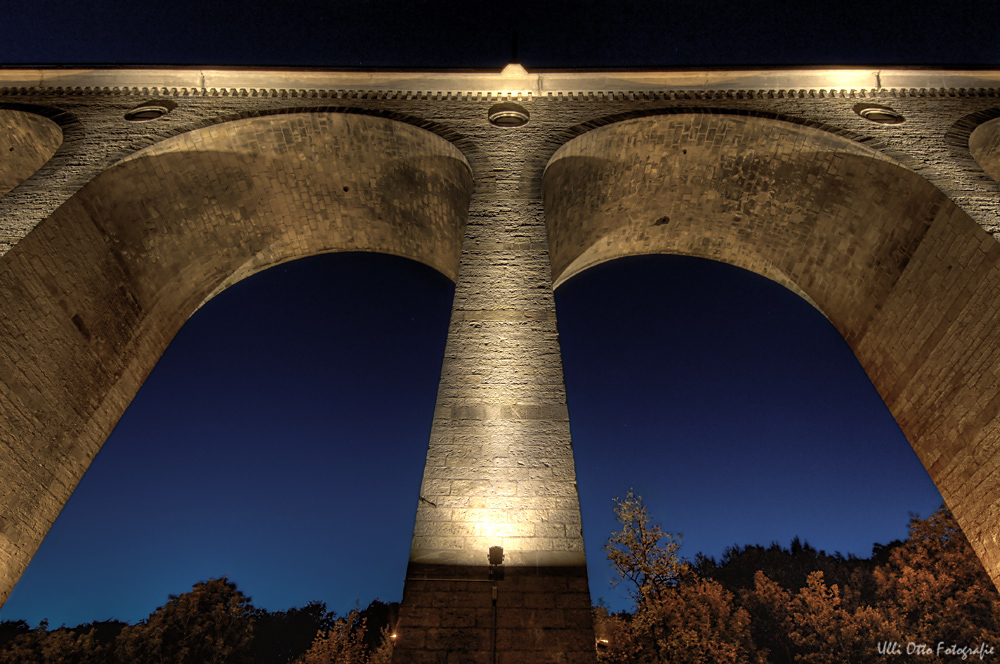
[
  {"xmin": 488, "ymin": 102, "xmax": 529, "ymax": 127},
  {"xmin": 854, "ymin": 104, "xmax": 905, "ymax": 124},
  {"xmin": 124, "ymin": 105, "xmax": 170, "ymax": 121}
]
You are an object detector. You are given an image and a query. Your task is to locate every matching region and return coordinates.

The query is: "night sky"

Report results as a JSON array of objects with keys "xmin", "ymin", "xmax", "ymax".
[
  {"xmin": 1, "ymin": 0, "xmax": 999, "ymax": 68},
  {"xmin": 1, "ymin": 0, "xmax": 997, "ymax": 628}
]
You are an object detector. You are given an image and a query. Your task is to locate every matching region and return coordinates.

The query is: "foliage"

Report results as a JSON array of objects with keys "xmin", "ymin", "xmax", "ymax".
[
  {"xmin": 0, "ymin": 620, "xmax": 103, "ymax": 664},
  {"xmin": 599, "ymin": 492, "xmax": 762, "ymax": 663},
  {"xmin": 354, "ymin": 599, "xmax": 398, "ymax": 657},
  {"xmin": 115, "ymin": 577, "xmax": 256, "ymax": 664},
  {"xmin": 0, "ymin": 581, "xmax": 396, "ymax": 664},
  {"xmin": 366, "ymin": 626, "xmax": 395, "ymax": 664},
  {"xmin": 745, "ymin": 570, "xmax": 903, "ymax": 664},
  {"xmin": 637, "ymin": 574, "xmax": 764, "ymax": 664},
  {"xmin": 599, "ymin": 501, "xmax": 1000, "ymax": 664},
  {"xmin": 694, "ymin": 538, "xmax": 882, "ymax": 600},
  {"xmin": 594, "ymin": 604, "xmax": 638, "ymax": 663},
  {"xmin": 0, "ymin": 621, "xmax": 29, "ymax": 650},
  {"xmin": 252, "ymin": 600, "xmax": 335, "ymax": 664},
  {"xmin": 740, "ymin": 571, "xmax": 795, "ymax": 664},
  {"xmin": 604, "ymin": 489, "xmax": 685, "ymax": 602},
  {"xmin": 294, "ymin": 608, "xmax": 394, "ymax": 664},
  {"xmin": 873, "ymin": 507, "xmax": 1000, "ymax": 647},
  {"xmin": 0, "ymin": 619, "xmax": 131, "ymax": 664}
]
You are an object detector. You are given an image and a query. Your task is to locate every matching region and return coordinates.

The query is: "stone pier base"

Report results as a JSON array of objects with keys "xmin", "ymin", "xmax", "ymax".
[{"xmin": 393, "ymin": 563, "xmax": 594, "ymax": 663}]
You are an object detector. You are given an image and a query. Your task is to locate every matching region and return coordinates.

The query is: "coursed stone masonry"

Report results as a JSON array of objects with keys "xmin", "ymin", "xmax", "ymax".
[{"xmin": 2, "ymin": 67, "xmax": 1000, "ymax": 662}]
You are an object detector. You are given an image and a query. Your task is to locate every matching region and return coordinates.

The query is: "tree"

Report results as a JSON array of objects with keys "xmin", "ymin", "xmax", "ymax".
[
  {"xmin": 604, "ymin": 490, "xmax": 685, "ymax": 603},
  {"xmin": 636, "ymin": 574, "xmax": 764, "ymax": 664},
  {"xmin": 0, "ymin": 621, "xmax": 29, "ymax": 651},
  {"xmin": 291, "ymin": 599, "xmax": 398, "ymax": 664},
  {"xmin": 72, "ymin": 620, "xmax": 129, "ymax": 655},
  {"xmin": 742, "ymin": 571, "xmax": 796, "ymax": 664},
  {"xmin": 785, "ymin": 571, "xmax": 902, "ymax": 664},
  {"xmin": 598, "ymin": 499, "xmax": 1000, "ymax": 664},
  {"xmin": 695, "ymin": 539, "xmax": 873, "ymax": 599},
  {"xmin": 0, "ymin": 621, "xmax": 104, "ymax": 664},
  {"xmin": 744, "ymin": 569, "xmax": 904, "ymax": 664},
  {"xmin": 874, "ymin": 506, "xmax": 1000, "ymax": 646},
  {"xmin": 295, "ymin": 609, "xmax": 371, "ymax": 664},
  {"xmin": 602, "ymin": 492, "xmax": 762, "ymax": 663},
  {"xmin": 252, "ymin": 601, "xmax": 334, "ymax": 664},
  {"xmin": 365, "ymin": 625, "xmax": 395, "ymax": 664},
  {"xmin": 115, "ymin": 577, "xmax": 256, "ymax": 664},
  {"xmin": 354, "ymin": 600, "xmax": 398, "ymax": 657},
  {"xmin": 594, "ymin": 603, "xmax": 639, "ymax": 664}
]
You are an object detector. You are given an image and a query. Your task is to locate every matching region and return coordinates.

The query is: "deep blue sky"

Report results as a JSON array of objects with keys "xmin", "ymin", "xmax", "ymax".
[
  {"xmin": 559, "ymin": 256, "xmax": 941, "ymax": 606},
  {"xmin": 1, "ymin": 0, "xmax": 996, "ymax": 628},
  {"xmin": 4, "ymin": 254, "xmax": 454, "ymax": 626}
]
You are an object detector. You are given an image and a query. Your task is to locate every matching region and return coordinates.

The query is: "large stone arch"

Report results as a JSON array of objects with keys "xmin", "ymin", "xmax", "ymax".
[
  {"xmin": 543, "ymin": 112, "xmax": 1000, "ymax": 588},
  {"xmin": 0, "ymin": 111, "xmax": 473, "ymax": 607},
  {"xmin": 0, "ymin": 107, "xmax": 63, "ymax": 198},
  {"xmin": 970, "ymin": 114, "xmax": 1000, "ymax": 184}
]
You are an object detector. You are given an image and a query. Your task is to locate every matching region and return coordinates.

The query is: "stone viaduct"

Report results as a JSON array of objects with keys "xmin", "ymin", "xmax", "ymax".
[{"xmin": 2, "ymin": 65, "xmax": 1000, "ymax": 662}]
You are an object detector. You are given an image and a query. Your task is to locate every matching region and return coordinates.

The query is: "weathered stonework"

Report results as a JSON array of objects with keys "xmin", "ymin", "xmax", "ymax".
[
  {"xmin": 0, "ymin": 109, "xmax": 62, "ymax": 198},
  {"xmin": 971, "ymin": 116, "xmax": 1000, "ymax": 183},
  {"xmin": 2, "ymin": 66, "xmax": 1000, "ymax": 662}
]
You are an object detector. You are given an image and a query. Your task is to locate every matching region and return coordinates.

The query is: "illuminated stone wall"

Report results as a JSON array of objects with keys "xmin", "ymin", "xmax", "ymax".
[
  {"xmin": 971, "ymin": 115, "xmax": 1000, "ymax": 183},
  {"xmin": 2, "ymin": 68, "xmax": 1000, "ymax": 662},
  {"xmin": 397, "ymin": 115, "xmax": 594, "ymax": 664},
  {"xmin": 0, "ymin": 109, "xmax": 62, "ymax": 198}
]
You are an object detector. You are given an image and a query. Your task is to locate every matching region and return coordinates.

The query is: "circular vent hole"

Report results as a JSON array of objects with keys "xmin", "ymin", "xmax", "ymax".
[
  {"xmin": 124, "ymin": 104, "xmax": 172, "ymax": 122},
  {"xmin": 854, "ymin": 104, "xmax": 905, "ymax": 124},
  {"xmin": 488, "ymin": 102, "xmax": 530, "ymax": 128}
]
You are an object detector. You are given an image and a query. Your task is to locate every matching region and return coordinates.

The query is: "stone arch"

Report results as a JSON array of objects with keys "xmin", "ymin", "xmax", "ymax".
[
  {"xmin": 945, "ymin": 108, "xmax": 1000, "ymax": 187},
  {"xmin": 0, "ymin": 107, "xmax": 64, "ymax": 198},
  {"xmin": 522, "ymin": 106, "xmax": 919, "ymax": 202},
  {"xmin": 147, "ymin": 106, "xmax": 492, "ymax": 188},
  {"xmin": 543, "ymin": 112, "xmax": 1000, "ymax": 588},
  {"xmin": 0, "ymin": 112, "xmax": 473, "ymax": 607},
  {"xmin": 969, "ymin": 114, "xmax": 1000, "ymax": 184}
]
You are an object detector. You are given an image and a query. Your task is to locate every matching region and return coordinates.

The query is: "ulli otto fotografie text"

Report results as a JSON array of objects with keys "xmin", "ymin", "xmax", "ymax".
[{"xmin": 877, "ymin": 641, "xmax": 996, "ymax": 659}]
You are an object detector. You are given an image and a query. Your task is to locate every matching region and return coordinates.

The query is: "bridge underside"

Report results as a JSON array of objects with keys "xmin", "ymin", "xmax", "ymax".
[{"xmin": 1, "ymin": 70, "xmax": 1000, "ymax": 662}]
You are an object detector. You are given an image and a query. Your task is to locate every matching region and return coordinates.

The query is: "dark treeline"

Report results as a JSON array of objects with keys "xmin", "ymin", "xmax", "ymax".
[
  {"xmin": 0, "ymin": 580, "xmax": 396, "ymax": 664},
  {"xmin": 596, "ymin": 496, "xmax": 1000, "ymax": 663}
]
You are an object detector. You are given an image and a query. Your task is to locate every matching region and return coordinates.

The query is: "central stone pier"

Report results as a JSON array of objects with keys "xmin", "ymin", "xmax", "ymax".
[{"xmin": 391, "ymin": 108, "xmax": 595, "ymax": 663}]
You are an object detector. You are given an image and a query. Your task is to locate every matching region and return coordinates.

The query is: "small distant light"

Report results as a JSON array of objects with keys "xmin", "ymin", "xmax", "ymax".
[
  {"xmin": 390, "ymin": 633, "xmax": 398, "ymax": 640},
  {"xmin": 124, "ymin": 104, "xmax": 172, "ymax": 122},
  {"xmin": 488, "ymin": 102, "xmax": 529, "ymax": 128},
  {"xmin": 854, "ymin": 103, "xmax": 905, "ymax": 124}
]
